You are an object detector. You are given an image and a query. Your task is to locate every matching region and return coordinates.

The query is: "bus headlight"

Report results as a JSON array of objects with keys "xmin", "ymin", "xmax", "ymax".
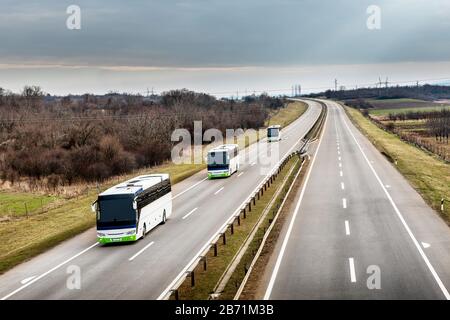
[
  {"xmin": 97, "ymin": 232, "xmax": 106, "ymax": 237},
  {"xmin": 126, "ymin": 230, "xmax": 135, "ymax": 235}
]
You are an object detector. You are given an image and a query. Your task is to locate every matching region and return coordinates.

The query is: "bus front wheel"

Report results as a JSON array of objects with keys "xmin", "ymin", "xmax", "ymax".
[{"xmin": 142, "ymin": 224, "xmax": 147, "ymax": 239}]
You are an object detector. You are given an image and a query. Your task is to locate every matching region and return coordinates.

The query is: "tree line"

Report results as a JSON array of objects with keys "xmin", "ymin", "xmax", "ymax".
[{"xmin": 0, "ymin": 87, "xmax": 284, "ymax": 188}]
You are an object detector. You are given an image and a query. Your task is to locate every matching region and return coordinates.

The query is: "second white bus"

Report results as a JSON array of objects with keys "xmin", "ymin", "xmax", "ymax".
[
  {"xmin": 207, "ymin": 144, "xmax": 239, "ymax": 178},
  {"xmin": 267, "ymin": 125, "xmax": 282, "ymax": 142}
]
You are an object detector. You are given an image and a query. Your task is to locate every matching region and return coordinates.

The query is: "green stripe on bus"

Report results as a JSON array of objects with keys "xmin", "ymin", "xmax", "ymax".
[
  {"xmin": 98, "ymin": 235, "xmax": 137, "ymax": 244},
  {"xmin": 208, "ymin": 172, "xmax": 230, "ymax": 178}
]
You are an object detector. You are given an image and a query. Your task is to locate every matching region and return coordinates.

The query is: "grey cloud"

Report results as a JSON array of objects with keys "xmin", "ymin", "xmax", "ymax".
[{"xmin": 0, "ymin": 0, "xmax": 449, "ymax": 67}]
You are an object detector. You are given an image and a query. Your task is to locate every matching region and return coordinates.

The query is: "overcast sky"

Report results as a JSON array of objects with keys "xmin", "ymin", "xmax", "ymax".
[{"xmin": 0, "ymin": 0, "xmax": 449, "ymax": 95}]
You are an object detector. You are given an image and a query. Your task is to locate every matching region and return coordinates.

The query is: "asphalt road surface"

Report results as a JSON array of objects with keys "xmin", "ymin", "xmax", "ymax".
[
  {"xmin": 0, "ymin": 100, "xmax": 322, "ymax": 300},
  {"xmin": 262, "ymin": 100, "xmax": 450, "ymax": 300}
]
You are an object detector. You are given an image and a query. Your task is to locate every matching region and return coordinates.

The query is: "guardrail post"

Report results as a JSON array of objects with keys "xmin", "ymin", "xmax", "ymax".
[
  {"xmin": 189, "ymin": 271, "xmax": 195, "ymax": 287},
  {"xmin": 257, "ymin": 191, "xmax": 260, "ymax": 200},
  {"xmin": 213, "ymin": 243, "xmax": 218, "ymax": 256},
  {"xmin": 222, "ymin": 232, "xmax": 227, "ymax": 245},
  {"xmin": 253, "ymin": 196, "xmax": 256, "ymax": 206},
  {"xmin": 248, "ymin": 201, "xmax": 252, "ymax": 212},
  {"xmin": 237, "ymin": 215, "xmax": 241, "ymax": 226},
  {"xmin": 173, "ymin": 289, "xmax": 179, "ymax": 300},
  {"xmin": 230, "ymin": 223, "xmax": 234, "ymax": 235},
  {"xmin": 201, "ymin": 256, "xmax": 207, "ymax": 271},
  {"xmin": 242, "ymin": 208, "xmax": 246, "ymax": 219}
]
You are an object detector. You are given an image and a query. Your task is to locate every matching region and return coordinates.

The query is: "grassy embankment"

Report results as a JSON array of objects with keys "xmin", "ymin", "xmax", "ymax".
[
  {"xmin": 0, "ymin": 101, "xmax": 307, "ymax": 274},
  {"xmin": 345, "ymin": 106, "xmax": 450, "ymax": 223}
]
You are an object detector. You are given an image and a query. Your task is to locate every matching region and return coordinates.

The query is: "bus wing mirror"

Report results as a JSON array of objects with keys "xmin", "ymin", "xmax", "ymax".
[
  {"xmin": 132, "ymin": 200, "xmax": 137, "ymax": 210},
  {"xmin": 91, "ymin": 201, "xmax": 98, "ymax": 213}
]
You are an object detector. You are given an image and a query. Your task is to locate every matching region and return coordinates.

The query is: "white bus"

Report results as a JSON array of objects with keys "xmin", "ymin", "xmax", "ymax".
[
  {"xmin": 91, "ymin": 174, "xmax": 172, "ymax": 244},
  {"xmin": 267, "ymin": 125, "xmax": 282, "ymax": 142},
  {"xmin": 207, "ymin": 144, "xmax": 239, "ymax": 178}
]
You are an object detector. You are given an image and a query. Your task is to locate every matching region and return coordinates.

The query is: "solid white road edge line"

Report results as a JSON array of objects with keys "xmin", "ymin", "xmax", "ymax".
[
  {"xmin": 1, "ymin": 242, "xmax": 99, "ymax": 300},
  {"xmin": 263, "ymin": 105, "xmax": 328, "ymax": 300},
  {"xmin": 129, "ymin": 241, "xmax": 155, "ymax": 261},
  {"xmin": 340, "ymin": 103, "xmax": 450, "ymax": 300},
  {"xmin": 182, "ymin": 207, "xmax": 198, "ymax": 220}
]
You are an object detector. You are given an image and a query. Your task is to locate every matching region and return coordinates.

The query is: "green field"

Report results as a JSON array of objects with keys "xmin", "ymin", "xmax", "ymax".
[
  {"xmin": 0, "ymin": 192, "xmax": 59, "ymax": 219},
  {"xmin": 369, "ymin": 105, "xmax": 450, "ymax": 116},
  {"xmin": 367, "ymin": 98, "xmax": 434, "ymax": 109},
  {"xmin": 0, "ymin": 101, "xmax": 307, "ymax": 274}
]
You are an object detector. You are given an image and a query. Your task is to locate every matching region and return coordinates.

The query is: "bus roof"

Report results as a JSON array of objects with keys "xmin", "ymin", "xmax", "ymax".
[
  {"xmin": 99, "ymin": 174, "xmax": 170, "ymax": 197},
  {"xmin": 208, "ymin": 144, "xmax": 239, "ymax": 153}
]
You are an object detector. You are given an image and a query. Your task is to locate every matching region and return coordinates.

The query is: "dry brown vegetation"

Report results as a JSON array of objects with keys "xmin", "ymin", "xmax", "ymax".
[{"xmin": 0, "ymin": 87, "xmax": 284, "ymax": 191}]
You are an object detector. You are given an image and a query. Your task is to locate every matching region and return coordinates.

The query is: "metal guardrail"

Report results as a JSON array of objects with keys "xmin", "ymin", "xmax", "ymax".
[
  {"xmin": 160, "ymin": 100, "xmax": 326, "ymax": 300},
  {"xmin": 164, "ymin": 147, "xmax": 305, "ymax": 300}
]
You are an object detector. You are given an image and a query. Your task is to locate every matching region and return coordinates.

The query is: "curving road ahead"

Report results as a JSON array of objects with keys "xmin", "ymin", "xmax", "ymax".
[{"xmin": 0, "ymin": 100, "xmax": 322, "ymax": 300}]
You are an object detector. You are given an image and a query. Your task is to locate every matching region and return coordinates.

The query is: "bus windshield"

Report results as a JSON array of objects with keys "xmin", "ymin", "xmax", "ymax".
[
  {"xmin": 207, "ymin": 151, "xmax": 229, "ymax": 170},
  {"xmin": 268, "ymin": 128, "xmax": 279, "ymax": 137},
  {"xmin": 97, "ymin": 195, "xmax": 136, "ymax": 229}
]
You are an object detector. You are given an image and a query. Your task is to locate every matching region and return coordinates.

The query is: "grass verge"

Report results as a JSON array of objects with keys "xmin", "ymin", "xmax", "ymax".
[
  {"xmin": 345, "ymin": 106, "xmax": 450, "ymax": 223},
  {"xmin": 265, "ymin": 101, "xmax": 308, "ymax": 128}
]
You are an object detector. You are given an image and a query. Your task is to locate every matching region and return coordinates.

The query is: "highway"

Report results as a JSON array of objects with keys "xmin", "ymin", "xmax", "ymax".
[
  {"xmin": 0, "ymin": 100, "xmax": 322, "ymax": 300},
  {"xmin": 262, "ymin": 100, "xmax": 450, "ymax": 300}
]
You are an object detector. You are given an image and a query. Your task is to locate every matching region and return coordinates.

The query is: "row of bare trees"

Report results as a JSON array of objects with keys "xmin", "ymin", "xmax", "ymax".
[
  {"xmin": 426, "ymin": 110, "xmax": 450, "ymax": 143},
  {"xmin": 0, "ymin": 87, "xmax": 284, "ymax": 188},
  {"xmin": 368, "ymin": 115, "xmax": 449, "ymax": 162}
]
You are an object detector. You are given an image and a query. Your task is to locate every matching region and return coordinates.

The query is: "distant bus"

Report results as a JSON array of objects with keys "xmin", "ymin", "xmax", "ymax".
[
  {"xmin": 267, "ymin": 125, "xmax": 282, "ymax": 142},
  {"xmin": 207, "ymin": 144, "xmax": 239, "ymax": 178},
  {"xmin": 91, "ymin": 174, "xmax": 172, "ymax": 244}
]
